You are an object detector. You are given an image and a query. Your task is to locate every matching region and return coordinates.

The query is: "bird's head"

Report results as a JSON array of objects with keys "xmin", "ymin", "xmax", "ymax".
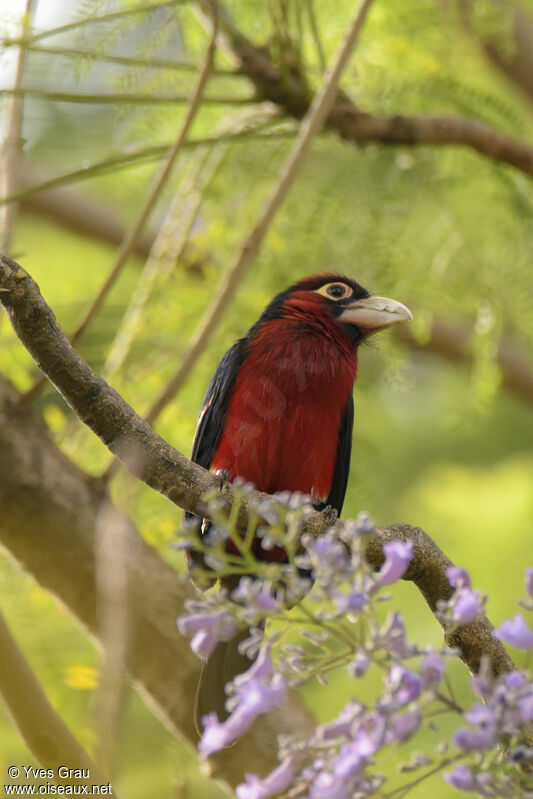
[{"xmin": 256, "ymin": 273, "xmax": 413, "ymax": 345}]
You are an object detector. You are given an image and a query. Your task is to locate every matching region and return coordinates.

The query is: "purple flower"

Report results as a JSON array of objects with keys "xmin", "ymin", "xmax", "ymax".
[
  {"xmin": 445, "ymin": 765, "xmax": 478, "ymax": 792},
  {"xmin": 233, "ymin": 640, "xmax": 273, "ymax": 684},
  {"xmin": 465, "ymin": 704, "xmax": 496, "ymax": 727},
  {"xmin": 420, "ymin": 651, "xmax": 445, "ymax": 688},
  {"xmin": 454, "ymin": 704, "xmax": 497, "ymax": 752},
  {"xmin": 452, "ymin": 587, "xmax": 483, "ymax": 624},
  {"xmin": 348, "ymin": 651, "xmax": 371, "ymax": 678},
  {"xmin": 446, "ymin": 566, "xmax": 471, "ymax": 589},
  {"xmin": 332, "ymin": 742, "xmax": 366, "ymax": 779},
  {"xmin": 351, "ymin": 713, "xmax": 386, "ymax": 757},
  {"xmin": 386, "ymin": 664, "xmax": 421, "ymax": 707},
  {"xmin": 495, "ymin": 614, "xmax": 533, "ymax": 649},
  {"xmin": 199, "ymin": 644, "xmax": 287, "ymax": 756},
  {"xmin": 455, "ymin": 723, "xmax": 497, "ymax": 751},
  {"xmin": 373, "ymin": 541, "xmax": 414, "ymax": 589},
  {"xmin": 504, "ymin": 670, "xmax": 527, "ymax": 689},
  {"xmin": 231, "ymin": 666, "xmax": 287, "ymax": 718},
  {"xmin": 526, "ymin": 568, "xmax": 533, "ymax": 600},
  {"xmin": 199, "ymin": 679, "xmax": 286, "ymax": 755},
  {"xmin": 387, "ymin": 708, "xmax": 421, "ymax": 743},
  {"xmin": 236, "ymin": 757, "xmax": 296, "ymax": 799},
  {"xmin": 314, "ymin": 702, "xmax": 365, "ymax": 741},
  {"xmin": 177, "ymin": 610, "xmax": 238, "ymax": 658},
  {"xmin": 301, "ymin": 531, "xmax": 350, "ymax": 583},
  {"xmin": 332, "ymin": 588, "xmax": 367, "ymax": 614},
  {"xmin": 199, "ymin": 712, "xmax": 240, "ymax": 756},
  {"xmin": 308, "ymin": 771, "xmax": 350, "ymax": 799},
  {"xmin": 326, "ymin": 714, "xmax": 386, "ymax": 784},
  {"xmin": 232, "ymin": 578, "xmax": 279, "ymax": 622}
]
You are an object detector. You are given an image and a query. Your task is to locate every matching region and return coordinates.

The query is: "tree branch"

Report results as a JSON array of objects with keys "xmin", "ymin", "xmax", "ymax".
[
  {"xmin": 4, "ymin": 125, "xmax": 291, "ymax": 207},
  {"xmin": 365, "ymin": 525, "xmax": 514, "ymax": 676},
  {"xmin": 0, "ymin": 87, "xmax": 253, "ymax": 106},
  {"xmin": 196, "ymin": 0, "xmax": 533, "ymax": 178},
  {"xmin": 0, "ymin": 373, "xmax": 314, "ymax": 787},
  {"xmin": 0, "ymin": 253, "xmax": 516, "ymax": 687}
]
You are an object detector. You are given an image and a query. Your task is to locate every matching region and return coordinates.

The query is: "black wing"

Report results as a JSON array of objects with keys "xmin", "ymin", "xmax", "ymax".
[
  {"xmin": 317, "ymin": 396, "xmax": 354, "ymax": 516},
  {"xmin": 185, "ymin": 339, "xmax": 247, "ymax": 547},
  {"xmin": 190, "ymin": 339, "xmax": 247, "ymax": 469}
]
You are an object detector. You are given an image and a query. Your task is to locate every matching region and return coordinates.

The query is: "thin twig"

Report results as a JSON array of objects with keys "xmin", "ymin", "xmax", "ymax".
[
  {"xmin": 144, "ymin": 0, "xmax": 377, "ymax": 426},
  {"xmin": 1, "ymin": 0, "xmax": 35, "ymax": 253},
  {"xmin": 21, "ymin": 28, "xmax": 218, "ymax": 404},
  {"xmin": 2, "ymin": 43, "xmax": 242, "ymax": 75},
  {"xmin": 0, "ymin": 87, "xmax": 252, "ymax": 105},
  {"xmin": 1, "ymin": 125, "xmax": 292, "ymax": 207},
  {"xmin": 384, "ymin": 755, "xmax": 464, "ymax": 798}
]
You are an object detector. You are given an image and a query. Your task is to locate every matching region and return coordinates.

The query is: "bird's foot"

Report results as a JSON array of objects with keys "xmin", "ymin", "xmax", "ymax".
[
  {"xmin": 215, "ymin": 469, "xmax": 230, "ymax": 489},
  {"xmin": 322, "ymin": 505, "xmax": 338, "ymax": 528}
]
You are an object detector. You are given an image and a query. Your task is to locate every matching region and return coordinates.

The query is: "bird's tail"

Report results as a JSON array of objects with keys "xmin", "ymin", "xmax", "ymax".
[{"xmin": 194, "ymin": 628, "xmax": 253, "ymax": 736}]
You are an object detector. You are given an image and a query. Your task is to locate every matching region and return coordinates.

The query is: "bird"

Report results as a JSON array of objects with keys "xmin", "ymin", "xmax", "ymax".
[{"xmin": 188, "ymin": 272, "xmax": 412, "ymax": 732}]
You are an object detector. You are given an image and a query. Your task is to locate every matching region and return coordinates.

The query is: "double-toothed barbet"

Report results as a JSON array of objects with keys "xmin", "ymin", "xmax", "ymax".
[{"xmin": 189, "ymin": 273, "xmax": 412, "ymax": 731}]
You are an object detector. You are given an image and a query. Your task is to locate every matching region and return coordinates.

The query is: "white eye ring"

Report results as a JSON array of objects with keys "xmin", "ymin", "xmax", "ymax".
[{"xmin": 315, "ymin": 282, "xmax": 353, "ymax": 301}]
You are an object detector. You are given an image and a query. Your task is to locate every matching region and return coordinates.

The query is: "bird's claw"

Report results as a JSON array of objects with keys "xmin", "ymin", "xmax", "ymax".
[
  {"xmin": 322, "ymin": 504, "xmax": 338, "ymax": 527},
  {"xmin": 215, "ymin": 469, "xmax": 230, "ymax": 489}
]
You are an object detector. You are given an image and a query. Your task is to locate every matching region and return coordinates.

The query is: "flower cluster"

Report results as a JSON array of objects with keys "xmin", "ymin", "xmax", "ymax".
[
  {"xmin": 176, "ymin": 492, "xmax": 533, "ymax": 798},
  {"xmin": 444, "ymin": 569, "xmax": 533, "ymax": 796},
  {"xmin": 445, "ymin": 665, "xmax": 533, "ymax": 795}
]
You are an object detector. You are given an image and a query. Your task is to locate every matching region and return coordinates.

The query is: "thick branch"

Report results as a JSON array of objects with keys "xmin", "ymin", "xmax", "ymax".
[
  {"xmin": 197, "ymin": 0, "xmax": 533, "ymax": 177},
  {"xmin": 0, "ymin": 253, "xmax": 515, "ymax": 683},
  {"xmin": 365, "ymin": 525, "xmax": 514, "ymax": 676},
  {"xmin": 0, "ymin": 374, "xmax": 313, "ymax": 787}
]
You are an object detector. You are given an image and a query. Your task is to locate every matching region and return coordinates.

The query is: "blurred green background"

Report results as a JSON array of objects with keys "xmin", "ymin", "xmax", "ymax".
[{"xmin": 1, "ymin": 0, "xmax": 532, "ymax": 796}]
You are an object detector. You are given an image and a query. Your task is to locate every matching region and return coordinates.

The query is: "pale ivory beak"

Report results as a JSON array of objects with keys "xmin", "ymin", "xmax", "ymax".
[{"xmin": 338, "ymin": 295, "xmax": 413, "ymax": 334}]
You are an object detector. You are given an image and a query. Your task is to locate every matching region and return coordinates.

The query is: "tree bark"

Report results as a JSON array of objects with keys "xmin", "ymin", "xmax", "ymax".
[{"xmin": 0, "ymin": 375, "xmax": 314, "ymax": 787}]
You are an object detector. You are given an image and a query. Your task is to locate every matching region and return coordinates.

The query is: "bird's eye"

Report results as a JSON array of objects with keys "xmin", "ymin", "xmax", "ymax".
[
  {"xmin": 327, "ymin": 284, "xmax": 346, "ymax": 298},
  {"xmin": 315, "ymin": 282, "xmax": 353, "ymax": 301}
]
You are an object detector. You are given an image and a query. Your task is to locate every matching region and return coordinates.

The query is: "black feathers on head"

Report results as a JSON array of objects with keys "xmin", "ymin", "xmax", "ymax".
[{"xmin": 250, "ymin": 272, "xmax": 370, "ymax": 334}]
